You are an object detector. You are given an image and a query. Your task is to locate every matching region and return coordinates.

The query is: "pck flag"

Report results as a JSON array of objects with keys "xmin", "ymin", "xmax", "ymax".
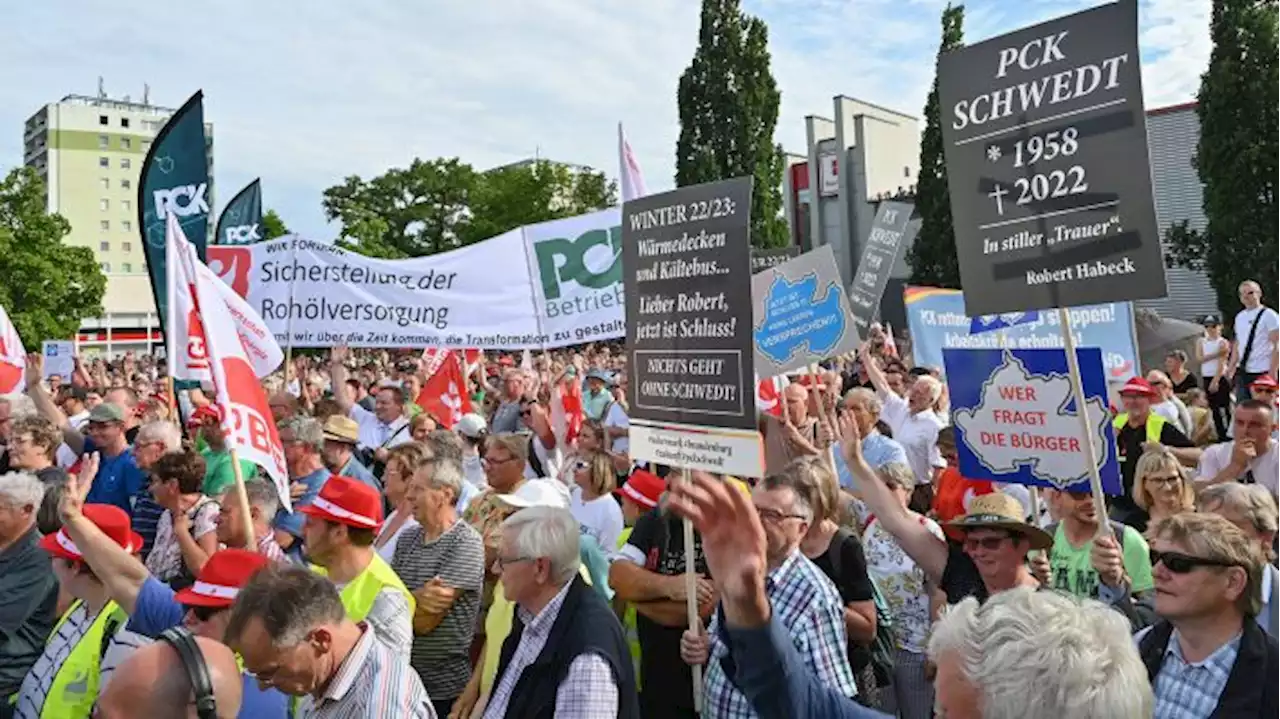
[
  {"xmin": 0, "ymin": 304, "xmax": 26, "ymax": 394},
  {"xmin": 166, "ymin": 221, "xmax": 284, "ymax": 383},
  {"xmin": 140, "ymin": 90, "xmax": 210, "ymax": 338},
  {"xmin": 618, "ymin": 123, "xmax": 648, "ymax": 203},
  {"xmin": 214, "ymin": 178, "xmax": 263, "ymax": 245},
  {"xmin": 167, "ymin": 215, "xmax": 290, "ymax": 509}
]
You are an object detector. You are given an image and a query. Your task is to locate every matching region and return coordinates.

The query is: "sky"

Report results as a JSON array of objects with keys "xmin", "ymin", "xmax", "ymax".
[{"xmin": 0, "ymin": 0, "xmax": 1209, "ymax": 241}]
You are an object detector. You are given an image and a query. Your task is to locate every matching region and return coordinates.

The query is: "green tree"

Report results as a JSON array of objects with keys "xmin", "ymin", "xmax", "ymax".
[
  {"xmin": 0, "ymin": 167, "xmax": 106, "ymax": 343},
  {"xmin": 1164, "ymin": 0, "xmax": 1278, "ymax": 319},
  {"xmin": 262, "ymin": 208, "xmax": 290, "ymax": 240},
  {"xmin": 908, "ymin": 4, "xmax": 965, "ymax": 289},
  {"xmin": 322, "ymin": 158, "xmax": 615, "ymax": 257},
  {"xmin": 676, "ymin": 0, "xmax": 787, "ymax": 248}
]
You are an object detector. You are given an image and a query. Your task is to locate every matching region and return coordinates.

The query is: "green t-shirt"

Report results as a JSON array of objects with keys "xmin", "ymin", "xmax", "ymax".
[
  {"xmin": 1048, "ymin": 523, "xmax": 1154, "ymax": 599},
  {"xmin": 200, "ymin": 447, "xmax": 259, "ymax": 497}
]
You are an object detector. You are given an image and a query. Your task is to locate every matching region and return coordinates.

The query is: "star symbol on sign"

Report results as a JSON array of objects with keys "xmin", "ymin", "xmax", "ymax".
[
  {"xmin": 155, "ymin": 155, "xmax": 175, "ymax": 174},
  {"xmin": 986, "ymin": 145, "xmax": 1002, "ymax": 163}
]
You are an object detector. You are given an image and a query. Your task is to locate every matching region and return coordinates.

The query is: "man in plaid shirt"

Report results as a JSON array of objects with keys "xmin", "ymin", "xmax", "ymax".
[{"xmin": 681, "ymin": 472, "xmax": 856, "ymax": 717}]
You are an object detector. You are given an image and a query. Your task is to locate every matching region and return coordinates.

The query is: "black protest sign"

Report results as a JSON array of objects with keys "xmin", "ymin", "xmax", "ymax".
[
  {"xmin": 623, "ymin": 177, "xmax": 755, "ymax": 432},
  {"xmin": 750, "ymin": 246, "xmax": 801, "ymax": 274},
  {"xmin": 848, "ymin": 200, "xmax": 916, "ymax": 340},
  {"xmin": 938, "ymin": 0, "xmax": 1165, "ymax": 317}
]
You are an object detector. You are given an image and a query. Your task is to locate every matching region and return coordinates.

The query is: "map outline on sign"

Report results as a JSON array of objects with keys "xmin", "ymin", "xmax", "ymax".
[{"xmin": 750, "ymin": 245, "xmax": 859, "ymax": 377}]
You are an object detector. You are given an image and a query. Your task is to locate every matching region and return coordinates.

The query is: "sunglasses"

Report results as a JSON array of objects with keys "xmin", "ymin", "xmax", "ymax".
[
  {"xmin": 1150, "ymin": 549, "xmax": 1238, "ymax": 574},
  {"xmin": 963, "ymin": 534, "xmax": 1012, "ymax": 552}
]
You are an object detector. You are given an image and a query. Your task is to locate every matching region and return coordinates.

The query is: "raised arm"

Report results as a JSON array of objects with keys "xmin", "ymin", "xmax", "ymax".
[
  {"xmin": 328, "ymin": 345, "xmax": 355, "ymax": 412},
  {"xmin": 25, "ymin": 353, "xmax": 85, "ymax": 454},
  {"xmin": 59, "ymin": 456, "xmax": 151, "ymax": 614}
]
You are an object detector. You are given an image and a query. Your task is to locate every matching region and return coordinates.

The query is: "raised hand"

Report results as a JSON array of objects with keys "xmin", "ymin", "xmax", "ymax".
[{"xmin": 61, "ymin": 452, "xmax": 100, "ymax": 523}]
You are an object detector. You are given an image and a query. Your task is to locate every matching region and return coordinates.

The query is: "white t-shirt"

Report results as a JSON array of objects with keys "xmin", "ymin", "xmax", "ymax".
[
  {"xmin": 1152, "ymin": 399, "xmax": 1186, "ymax": 435},
  {"xmin": 524, "ymin": 435, "xmax": 563, "ymax": 481},
  {"xmin": 879, "ymin": 391, "xmax": 946, "ymax": 485},
  {"xmin": 375, "ymin": 509, "xmax": 421, "ymax": 565},
  {"xmin": 1200, "ymin": 336, "xmax": 1230, "ymax": 378},
  {"xmin": 461, "ymin": 453, "xmax": 488, "ymax": 489},
  {"xmin": 603, "ymin": 402, "xmax": 630, "ymax": 455},
  {"xmin": 1234, "ymin": 306, "xmax": 1280, "ymax": 374},
  {"xmin": 1197, "ymin": 440, "xmax": 1279, "ymax": 497},
  {"xmin": 569, "ymin": 486, "xmax": 624, "ymax": 558}
]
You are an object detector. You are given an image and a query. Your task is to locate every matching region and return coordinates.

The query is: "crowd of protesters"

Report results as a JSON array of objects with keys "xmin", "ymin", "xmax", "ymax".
[{"xmin": 0, "ymin": 280, "xmax": 1275, "ymax": 718}]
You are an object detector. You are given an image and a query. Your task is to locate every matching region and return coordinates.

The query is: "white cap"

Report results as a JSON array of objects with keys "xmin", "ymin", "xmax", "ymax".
[
  {"xmin": 455, "ymin": 413, "xmax": 487, "ymax": 439},
  {"xmin": 497, "ymin": 479, "xmax": 569, "ymax": 510}
]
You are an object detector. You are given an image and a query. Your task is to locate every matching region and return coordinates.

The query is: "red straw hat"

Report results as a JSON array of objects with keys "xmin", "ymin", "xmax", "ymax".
[
  {"xmin": 1250, "ymin": 375, "xmax": 1278, "ymax": 391},
  {"xmin": 41, "ymin": 504, "xmax": 144, "ymax": 562},
  {"xmin": 616, "ymin": 469, "xmax": 666, "ymax": 510},
  {"xmin": 174, "ymin": 549, "xmax": 271, "ymax": 608},
  {"xmin": 297, "ymin": 475, "xmax": 384, "ymax": 530},
  {"xmin": 1119, "ymin": 376, "xmax": 1157, "ymax": 398}
]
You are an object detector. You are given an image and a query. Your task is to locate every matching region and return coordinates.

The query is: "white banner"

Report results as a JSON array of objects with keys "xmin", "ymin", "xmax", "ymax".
[{"xmin": 206, "ymin": 209, "xmax": 627, "ymax": 350}]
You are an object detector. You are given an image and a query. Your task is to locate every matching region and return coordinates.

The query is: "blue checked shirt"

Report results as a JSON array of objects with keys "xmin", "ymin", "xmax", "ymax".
[
  {"xmin": 833, "ymin": 432, "xmax": 909, "ymax": 490},
  {"xmin": 1151, "ymin": 629, "xmax": 1240, "ymax": 718},
  {"xmin": 704, "ymin": 550, "xmax": 857, "ymax": 718}
]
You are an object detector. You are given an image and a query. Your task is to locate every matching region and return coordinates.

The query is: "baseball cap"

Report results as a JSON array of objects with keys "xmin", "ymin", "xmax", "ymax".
[
  {"xmin": 455, "ymin": 413, "xmax": 488, "ymax": 439},
  {"xmin": 187, "ymin": 404, "xmax": 224, "ymax": 428},
  {"xmin": 1201, "ymin": 314, "xmax": 1221, "ymax": 326},
  {"xmin": 87, "ymin": 403, "xmax": 125, "ymax": 424}
]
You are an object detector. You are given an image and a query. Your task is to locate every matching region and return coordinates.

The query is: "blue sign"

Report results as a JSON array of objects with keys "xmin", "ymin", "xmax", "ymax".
[
  {"xmin": 904, "ymin": 287, "xmax": 1137, "ymax": 382},
  {"xmin": 944, "ymin": 347, "xmax": 1122, "ymax": 494},
  {"xmin": 751, "ymin": 245, "xmax": 859, "ymax": 376},
  {"xmin": 969, "ymin": 311, "xmax": 1039, "ymax": 335}
]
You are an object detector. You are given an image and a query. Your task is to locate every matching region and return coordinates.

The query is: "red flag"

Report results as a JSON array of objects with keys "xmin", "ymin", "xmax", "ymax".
[
  {"xmin": 0, "ymin": 305, "xmax": 26, "ymax": 394},
  {"xmin": 415, "ymin": 351, "xmax": 472, "ymax": 429},
  {"xmin": 421, "ymin": 347, "xmax": 449, "ymax": 377},
  {"xmin": 756, "ymin": 375, "xmax": 789, "ymax": 418}
]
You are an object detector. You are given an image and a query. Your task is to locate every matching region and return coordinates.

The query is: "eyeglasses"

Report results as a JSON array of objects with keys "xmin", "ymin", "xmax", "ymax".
[
  {"xmin": 496, "ymin": 555, "xmax": 534, "ymax": 569},
  {"xmin": 1145, "ymin": 475, "xmax": 1182, "ymax": 488},
  {"xmin": 574, "ymin": 460, "xmax": 590, "ymax": 470},
  {"xmin": 482, "ymin": 455, "xmax": 515, "ymax": 466},
  {"xmin": 963, "ymin": 534, "xmax": 1012, "ymax": 552},
  {"xmin": 755, "ymin": 507, "xmax": 807, "ymax": 524},
  {"xmin": 1150, "ymin": 549, "xmax": 1239, "ymax": 574}
]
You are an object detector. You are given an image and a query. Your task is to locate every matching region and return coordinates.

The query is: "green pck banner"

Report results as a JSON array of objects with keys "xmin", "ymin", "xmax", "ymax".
[{"xmin": 214, "ymin": 178, "xmax": 263, "ymax": 245}]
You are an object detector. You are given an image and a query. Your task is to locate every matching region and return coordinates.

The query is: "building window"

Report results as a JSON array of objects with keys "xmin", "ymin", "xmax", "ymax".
[
  {"xmin": 100, "ymin": 178, "xmax": 110, "ymax": 190},
  {"xmin": 141, "ymin": 140, "xmax": 152, "ymax": 151},
  {"xmin": 98, "ymin": 135, "xmax": 109, "ymax": 149},
  {"xmin": 122, "ymin": 262, "xmax": 133, "ymax": 273},
  {"xmin": 120, "ymin": 137, "xmax": 131, "ymax": 151},
  {"xmin": 100, "ymin": 199, "xmax": 109, "ymax": 211},
  {"xmin": 99, "ymin": 115, "xmax": 109, "ymax": 126},
  {"xmin": 904, "ymin": 166, "xmax": 910, "ymax": 178},
  {"xmin": 99, "ymin": 157, "xmax": 109, "ymax": 168},
  {"xmin": 100, "ymin": 220, "xmax": 110, "ymax": 231},
  {"xmin": 121, "ymin": 178, "xmax": 131, "ymax": 190},
  {"xmin": 121, "ymin": 220, "xmax": 132, "ymax": 232},
  {"xmin": 100, "ymin": 241, "xmax": 111, "ymax": 251},
  {"xmin": 121, "ymin": 117, "xmax": 130, "ymax": 129},
  {"xmin": 121, "ymin": 199, "xmax": 131, "ymax": 213},
  {"xmin": 100, "ymin": 262, "xmax": 111, "ymax": 273},
  {"xmin": 123, "ymin": 241, "xmax": 133, "ymax": 252},
  {"xmin": 120, "ymin": 158, "xmax": 131, "ymax": 170}
]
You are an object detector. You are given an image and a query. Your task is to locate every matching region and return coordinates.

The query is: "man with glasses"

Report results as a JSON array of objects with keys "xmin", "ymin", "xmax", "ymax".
[
  {"xmin": 1136, "ymin": 512, "xmax": 1277, "ymax": 716},
  {"xmin": 1231, "ymin": 280, "xmax": 1280, "ymax": 402},
  {"xmin": 680, "ymin": 470, "xmax": 856, "ymax": 716},
  {"xmin": 53, "ymin": 467, "xmax": 289, "ymax": 718},
  {"xmin": 1196, "ymin": 400, "xmax": 1279, "ymax": 498},
  {"xmin": 272, "ymin": 416, "xmax": 332, "ymax": 555}
]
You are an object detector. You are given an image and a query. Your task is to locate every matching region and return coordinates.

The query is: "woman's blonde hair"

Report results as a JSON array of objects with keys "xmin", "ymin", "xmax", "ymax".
[
  {"xmin": 577, "ymin": 450, "xmax": 616, "ymax": 497},
  {"xmin": 779, "ymin": 455, "xmax": 845, "ymax": 525},
  {"xmin": 1131, "ymin": 446, "xmax": 1194, "ymax": 512}
]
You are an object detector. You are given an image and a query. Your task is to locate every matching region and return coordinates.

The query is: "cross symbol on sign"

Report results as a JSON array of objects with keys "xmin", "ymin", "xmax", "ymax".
[{"xmin": 442, "ymin": 383, "xmax": 463, "ymax": 424}]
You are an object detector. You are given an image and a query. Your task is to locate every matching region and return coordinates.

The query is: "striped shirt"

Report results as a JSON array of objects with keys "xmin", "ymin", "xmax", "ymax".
[
  {"xmin": 704, "ymin": 550, "xmax": 857, "ymax": 718},
  {"xmin": 15, "ymin": 603, "xmax": 148, "ymax": 718},
  {"xmin": 131, "ymin": 493, "xmax": 166, "ymax": 560},
  {"xmin": 482, "ymin": 579, "xmax": 620, "ymax": 719},
  {"xmin": 390, "ymin": 520, "xmax": 485, "ymax": 702},
  {"xmin": 297, "ymin": 622, "xmax": 434, "ymax": 718},
  {"xmin": 258, "ymin": 532, "xmax": 288, "ymax": 563}
]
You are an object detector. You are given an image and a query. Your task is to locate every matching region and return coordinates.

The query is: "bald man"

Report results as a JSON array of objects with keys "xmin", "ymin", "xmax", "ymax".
[
  {"xmin": 762, "ymin": 383, "xmax": 821, "ymax": 473},
  {"xmin": 95, "ymin": 635, "xmax": 242, "ymax": 719}
]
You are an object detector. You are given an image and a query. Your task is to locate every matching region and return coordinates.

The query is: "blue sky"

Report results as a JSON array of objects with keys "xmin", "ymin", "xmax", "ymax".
[{"xmin": 0, "ymin": 0, "xmax": 1207, "ymax": 241}]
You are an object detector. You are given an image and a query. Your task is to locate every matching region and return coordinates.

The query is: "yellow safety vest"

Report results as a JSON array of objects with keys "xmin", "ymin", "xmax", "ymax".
[
  {"xmin": 615, "ymin": 527, "xmax": 642, "ymax": 690},
  {"xmin": 313, "ymin": 554, "xmax": 415, "ymax": 622},
  {"xmin": 1114, "ymin": 412, "xmax": 1166, "ymax": 447},
  {"xmin": 39, "ymin": 599, "xmax": 128, "ymax": 719}
]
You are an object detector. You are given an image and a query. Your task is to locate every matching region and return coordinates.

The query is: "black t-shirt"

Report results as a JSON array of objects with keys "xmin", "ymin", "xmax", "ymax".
[
  {"xmin": 1114, "ymin": 420, "xmax": 1194, "ymax": 527},
  {"xmin": 624, "ymin": 507, "xmax": 709, "ymax": 710},
  {"xmin": 809, "ymin": 529, "xmax": 875, "ymax": 670},
  {"xmin": 125, "ymin": 425, "xmax": 140, "ymax": 445},
  {"xmin": 940, "ymin": 542, "xmax": 990, "ymax": 605},
  {"xmin": 1171, "ymin": 373, "xmax": 1200, "ymax": 395}
]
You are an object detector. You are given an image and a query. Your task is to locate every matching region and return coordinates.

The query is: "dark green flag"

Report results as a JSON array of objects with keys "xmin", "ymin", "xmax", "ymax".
[{"xmin": 214, "ymin": 178, "xmax": 263, "ymax": 245}]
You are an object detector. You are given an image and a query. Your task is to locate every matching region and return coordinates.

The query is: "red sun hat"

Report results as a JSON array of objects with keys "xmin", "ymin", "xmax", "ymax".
[
  {"xmin": 1119, "ymin": 376, "xmax": 1157, "ymax": 398},
  {"xmin": 297, "ymin": 475, "xmax": 384, "ymax": 530},
  {"xmin": 1250, "ymin": 375, "xmax": 1279, "ymax": 392},
  {"xmin": 187, "ymin": 404, "xmax": 224, "ymax": 428},
  {"xmin": 41, "ymin": 504, "xmax": 144, "ymax": 562},
  {"xmin": 616, "ymin": 469, "xmax": 666, "ymax": 510},
  {"xmin": 174, "ymin": 549, "xmax": 271, "ymax": 608}
]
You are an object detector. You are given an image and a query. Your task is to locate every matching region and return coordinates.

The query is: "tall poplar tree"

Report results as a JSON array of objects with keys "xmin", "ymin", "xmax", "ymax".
[
  {"xmin": 1164, "ymin": 0, "xmax": 1278, "ymax": 318},
  {"xmin": 676, "ymin": 0, "xmax": 787, "ymax": 248},
  {"xmin": 908, "ymin": 4, "xmax": 965, "ymax": 288}
]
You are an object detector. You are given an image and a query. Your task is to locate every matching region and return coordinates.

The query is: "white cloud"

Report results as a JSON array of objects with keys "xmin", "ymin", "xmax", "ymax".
[{"xmin": 0, "ymin": 0, "xmax": 1208, "ymax": 240}]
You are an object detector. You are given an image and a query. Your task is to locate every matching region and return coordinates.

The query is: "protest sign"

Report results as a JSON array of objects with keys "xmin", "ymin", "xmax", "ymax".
[
  {"xmin": 750, "ymin": 247, "xmax": 801, "ymax": 274},
  {"xmin": 848, "ymin": 201, "xmax": 916, "ymax": 339},
  {"xmin": 41, "ymin": 341, "xmax": 74, "ymax": 379},
  {"xmin": 751, "ymin": 245, "xmax": 859, "ymax": 377},
  {"xmin": 938, "ymin": 0, "xmax": 1164, "ymax": 316},
  {"xmin": 623, "ymin": 176, "xmax": 762, "ymax": 478},
  {"xmin": 904, "ymin": 286, "xmax": 1138, "ymax": 380},
  {"xmin": 944, "ymin": 347, "xmax": 1121, "ymax": 494}
]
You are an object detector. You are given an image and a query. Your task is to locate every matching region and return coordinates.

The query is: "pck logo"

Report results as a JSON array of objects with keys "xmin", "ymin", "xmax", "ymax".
[
  {"xmin": 534, "ymin": 226, "xmax": 622, "ymax": 300},
  {"xmin": 224, "ymin": 224, "xmax": 261, "ymax": 244},
  {"xmin": 206, "ymin": 247, "xmax": 252, "ymax": 297},
  {"xmin": 153, "ymin": 184, "xmax": 210, "ymax": 218}
]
